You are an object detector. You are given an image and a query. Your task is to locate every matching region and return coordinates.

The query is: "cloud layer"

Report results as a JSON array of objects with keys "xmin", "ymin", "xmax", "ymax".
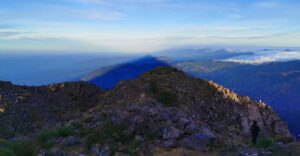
[{"xmin": 225, "ymin": 49, "xmax": 300, "ymax": 64}]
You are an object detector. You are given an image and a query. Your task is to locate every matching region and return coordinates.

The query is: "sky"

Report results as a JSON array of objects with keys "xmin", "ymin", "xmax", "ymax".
[{"xmin": 0, "ymin": 0, "xmax": 300, "ymax": 53}]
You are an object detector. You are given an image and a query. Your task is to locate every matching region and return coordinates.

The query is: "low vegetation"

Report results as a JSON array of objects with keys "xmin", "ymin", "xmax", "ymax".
[
  {"xmin": 0, "ymin": 147, "xmax": 15, "ymax": 156},
  {"xmin": 86, "ymin": 121, "xmax": 142, "ymax": 155},
  {"xmin": 255, "ymin": 138, "xmax": 274, "ymax": 149},
  {"xmin": 149, "ymin": 80, "xmax": 159, "ymax": 93},
  {"xmin": 0, "ymin": 139, "xmax": 35, "ymax": 156},
  {"xmin": 149, "ymin": 80, "xmax": 177, "ymax": 107},
  {"xmin": 37, "ymin": 126, "xmax": 74, "ymax": 148},
  {"xmin": 157, "ymin": 91, "xmax": 177, "ymax": 107}
]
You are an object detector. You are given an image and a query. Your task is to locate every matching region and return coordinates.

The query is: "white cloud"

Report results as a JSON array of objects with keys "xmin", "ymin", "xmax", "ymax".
[{"xmin": 225, "ymin": 50, "xmax": 300, "ymax": 64}]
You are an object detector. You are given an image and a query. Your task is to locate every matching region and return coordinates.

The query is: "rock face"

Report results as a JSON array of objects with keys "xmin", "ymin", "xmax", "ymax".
[
  {"xmin": 105, "ymin": 67, "xmax": 291, "ymax": 141},
  {"xmin": 0, "ymin": 67, "xmax": 292, "ymax": 155}
]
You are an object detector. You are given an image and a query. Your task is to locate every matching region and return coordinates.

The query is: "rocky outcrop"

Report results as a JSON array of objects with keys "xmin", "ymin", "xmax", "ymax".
[
  {"xmin": 104, "ymin": 67, "xmax": 291, "ymax": 141},
  {"xmin": 0, "ymin": 67, "xmax": 293, "ymax": 155}
]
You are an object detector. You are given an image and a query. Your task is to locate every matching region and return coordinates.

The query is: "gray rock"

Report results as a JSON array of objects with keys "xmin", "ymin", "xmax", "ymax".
[
  {"xmin": 163, "ymin": 139, "xmax": 177, "ymax": 148},
  {"xmin": 175, "ymin": 111, "xmax": 188, "ymax": 119},
  {"xmin": 179, "ymin": 130, "xmax": 216, "ymax": 150},
  {"xmin": 37, "ymin": 150, "xmax": 46, "ymax": 156},
  {"xmin": 237, "ymin": 147, "xmax": 259, "ymax": 156},
  {"xmin": 61, "ymin": 136, "xmax": 79, "ymax": 146},
  {"xmin": 126, "ymin": 115, "xmax": 146, "ymax": 135},
  {"xmin": 111, "ymin": 110, "xmax": 130, "ymax": 125},
  {"xmin": 47, "ymin": 147, "xmax": 64, "ymax": 156},
  {"xmin": 90, "ymin": 144, "xmax": 110, "ymax": 156},
  {"xmin": 130, "ymin": 115, "xmax": 145, "ymax": 125},
  {"xmin": 199, "ymin": 126, "xmax": 216, "ymax": 139},
  {"xmin": 149, "ymin": 107, "xmax": 159, "ymax": 116},
  {"xmin": 163, "ymin": 126, "xmax": 182, "ymax": 140},
  {"xmin": 126, "ymin": 105, "xmax": 142, "ymax": 112},
  {"xmin": 184, "ymin": 122, "xmax": 198, "ymax": 134},
  {"xmin": 177, "ymin": 118, "xmax": 190, "ymax": 130}
]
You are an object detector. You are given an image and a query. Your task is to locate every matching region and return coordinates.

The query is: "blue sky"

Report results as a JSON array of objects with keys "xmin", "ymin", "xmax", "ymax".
[{"xmin": 0, "ymin": 0, "xmax": 300, "ymax": 53}]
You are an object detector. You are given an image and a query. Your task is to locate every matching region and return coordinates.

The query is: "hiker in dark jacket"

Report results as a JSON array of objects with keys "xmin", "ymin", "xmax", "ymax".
[{"xmin": 251, "ymin": 120, "xmax": 260, "ymax": 145}]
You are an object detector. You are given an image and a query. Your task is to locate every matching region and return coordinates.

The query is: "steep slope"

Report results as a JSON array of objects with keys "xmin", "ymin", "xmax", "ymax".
[
  {"xmin": 0, "ymin": 67, "xmax": 293, "ymax": 155},
  {"xmin": 82, "ymin": 56, "xmax": 170, "ymax": 89},
  {"xmin": 175, "ymin": 60, "xmax": 300, "ymax": 136},
  {"xmin": 104, "ymin": 67, "xmax": 291, "ymax": 140}
]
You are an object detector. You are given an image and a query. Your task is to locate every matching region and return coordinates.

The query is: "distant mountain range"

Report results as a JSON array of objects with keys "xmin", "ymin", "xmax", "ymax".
[
  {"xmin": 2, "ymin": 49, "xmax": 299, "ymax": 137},
  {"xmin": 154, "ymin": 48, "xmax": 254, "ymax": 61},
  {"xmin": 81, "ymin": 49, "xmax": 253, "ymax": 89},
  {"xmin": 81, "ymin": 56, "xmax": 170, "ymax": 89}
]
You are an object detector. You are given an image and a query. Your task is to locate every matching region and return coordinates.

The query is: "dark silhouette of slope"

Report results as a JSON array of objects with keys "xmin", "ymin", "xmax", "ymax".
[{"xmin": 86, "ymin": 56, "xmax": 169, "ymax": 89}]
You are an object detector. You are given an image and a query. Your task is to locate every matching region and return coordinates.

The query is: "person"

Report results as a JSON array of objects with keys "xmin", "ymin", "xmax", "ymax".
[{"xmin": 250, "ymin": 120, "xmax": 260, "ymax": 145}]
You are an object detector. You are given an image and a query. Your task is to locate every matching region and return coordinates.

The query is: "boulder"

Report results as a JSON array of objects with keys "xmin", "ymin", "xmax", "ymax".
[
  {"xmin": 163, "ymin": 126, "xmax": 182, "ymax": 140},
  {"xmin": 179, "ymin": 130, "xmax": 216, "ymax": 150},
  {"xmin": 184, "ymin": 122, "xmax": 199, "ymax": 134}
]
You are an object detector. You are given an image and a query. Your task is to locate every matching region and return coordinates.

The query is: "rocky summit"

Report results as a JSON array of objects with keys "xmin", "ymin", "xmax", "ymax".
[{"xmin": 0, "ymin": 67, "xmax": 298, "ymax": 156}]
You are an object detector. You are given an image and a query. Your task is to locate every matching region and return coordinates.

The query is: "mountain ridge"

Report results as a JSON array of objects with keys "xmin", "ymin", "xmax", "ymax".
[{"xmin": 0, "ymin": 67, "xmax": 295, "ymax": 155}]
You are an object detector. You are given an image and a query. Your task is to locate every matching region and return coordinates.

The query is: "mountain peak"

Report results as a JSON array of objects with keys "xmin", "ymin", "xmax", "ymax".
[
  {"xmin": 0, "ymin": 67, "xmax": 293, "ymax": 155},
  {"xmin": 106, "ymin": 67, "xmax": 290, "ymax": 139}
]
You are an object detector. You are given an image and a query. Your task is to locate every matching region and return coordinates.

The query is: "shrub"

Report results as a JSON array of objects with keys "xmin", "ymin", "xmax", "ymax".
[
  {"xmin": 86, "ymin": 121, "xmax": 127, "ymax": 148},
  {"xmin": 149, "ymin": 81, "xmax": 158, "ymax": 93},
  {"xmin": 71, "ymin": 121, "xmax": 90, "ymax": 136},
  {"xmin": 36, "ymin": 126, "xmax": 73, "ymax": 148},
  {"xmin": 208, "ymin": 139, "xmax": 222, "ymax": 149},
  {"xmin": 0, "ymin": 139, "xmax": 35, "ymax": 156},
  {"xmin": 55, "ymin": 127, "xmax": 73, "ymax": 137},
  {"xmin": 143, "ymin": 128, "xmax": 158, "ymax": 141},
  {"xmin": 28, "ymin": 108, "xmax": 39, "ymax": 122},
  {"xmin": 86, "ymin": 121, "xmax": 141, "ymax": 155},
  {"xmin": 126, "ymin": 140, "xmax": 141, "ymax": 155},
  {"xmin": 9, "ymin": 141, "xmax": 35, "ymax": 156},
  {"xmin": 158, "ymin": 91, "xmax": 176, "ymax": 107},
  {"xmin": 255, "ymin": 138, "xmax": 274, "ymax": 149},
  {"xmin": 0, "ymin": 147, "xmax": 15, "ymax": 156},
  {"xmin": 0, "ymin": 139, "xmax": 8, "ymax": 147},
  {"xmin": 37, "ymin": 130, "xmax": 55, "ymax": 148}
]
